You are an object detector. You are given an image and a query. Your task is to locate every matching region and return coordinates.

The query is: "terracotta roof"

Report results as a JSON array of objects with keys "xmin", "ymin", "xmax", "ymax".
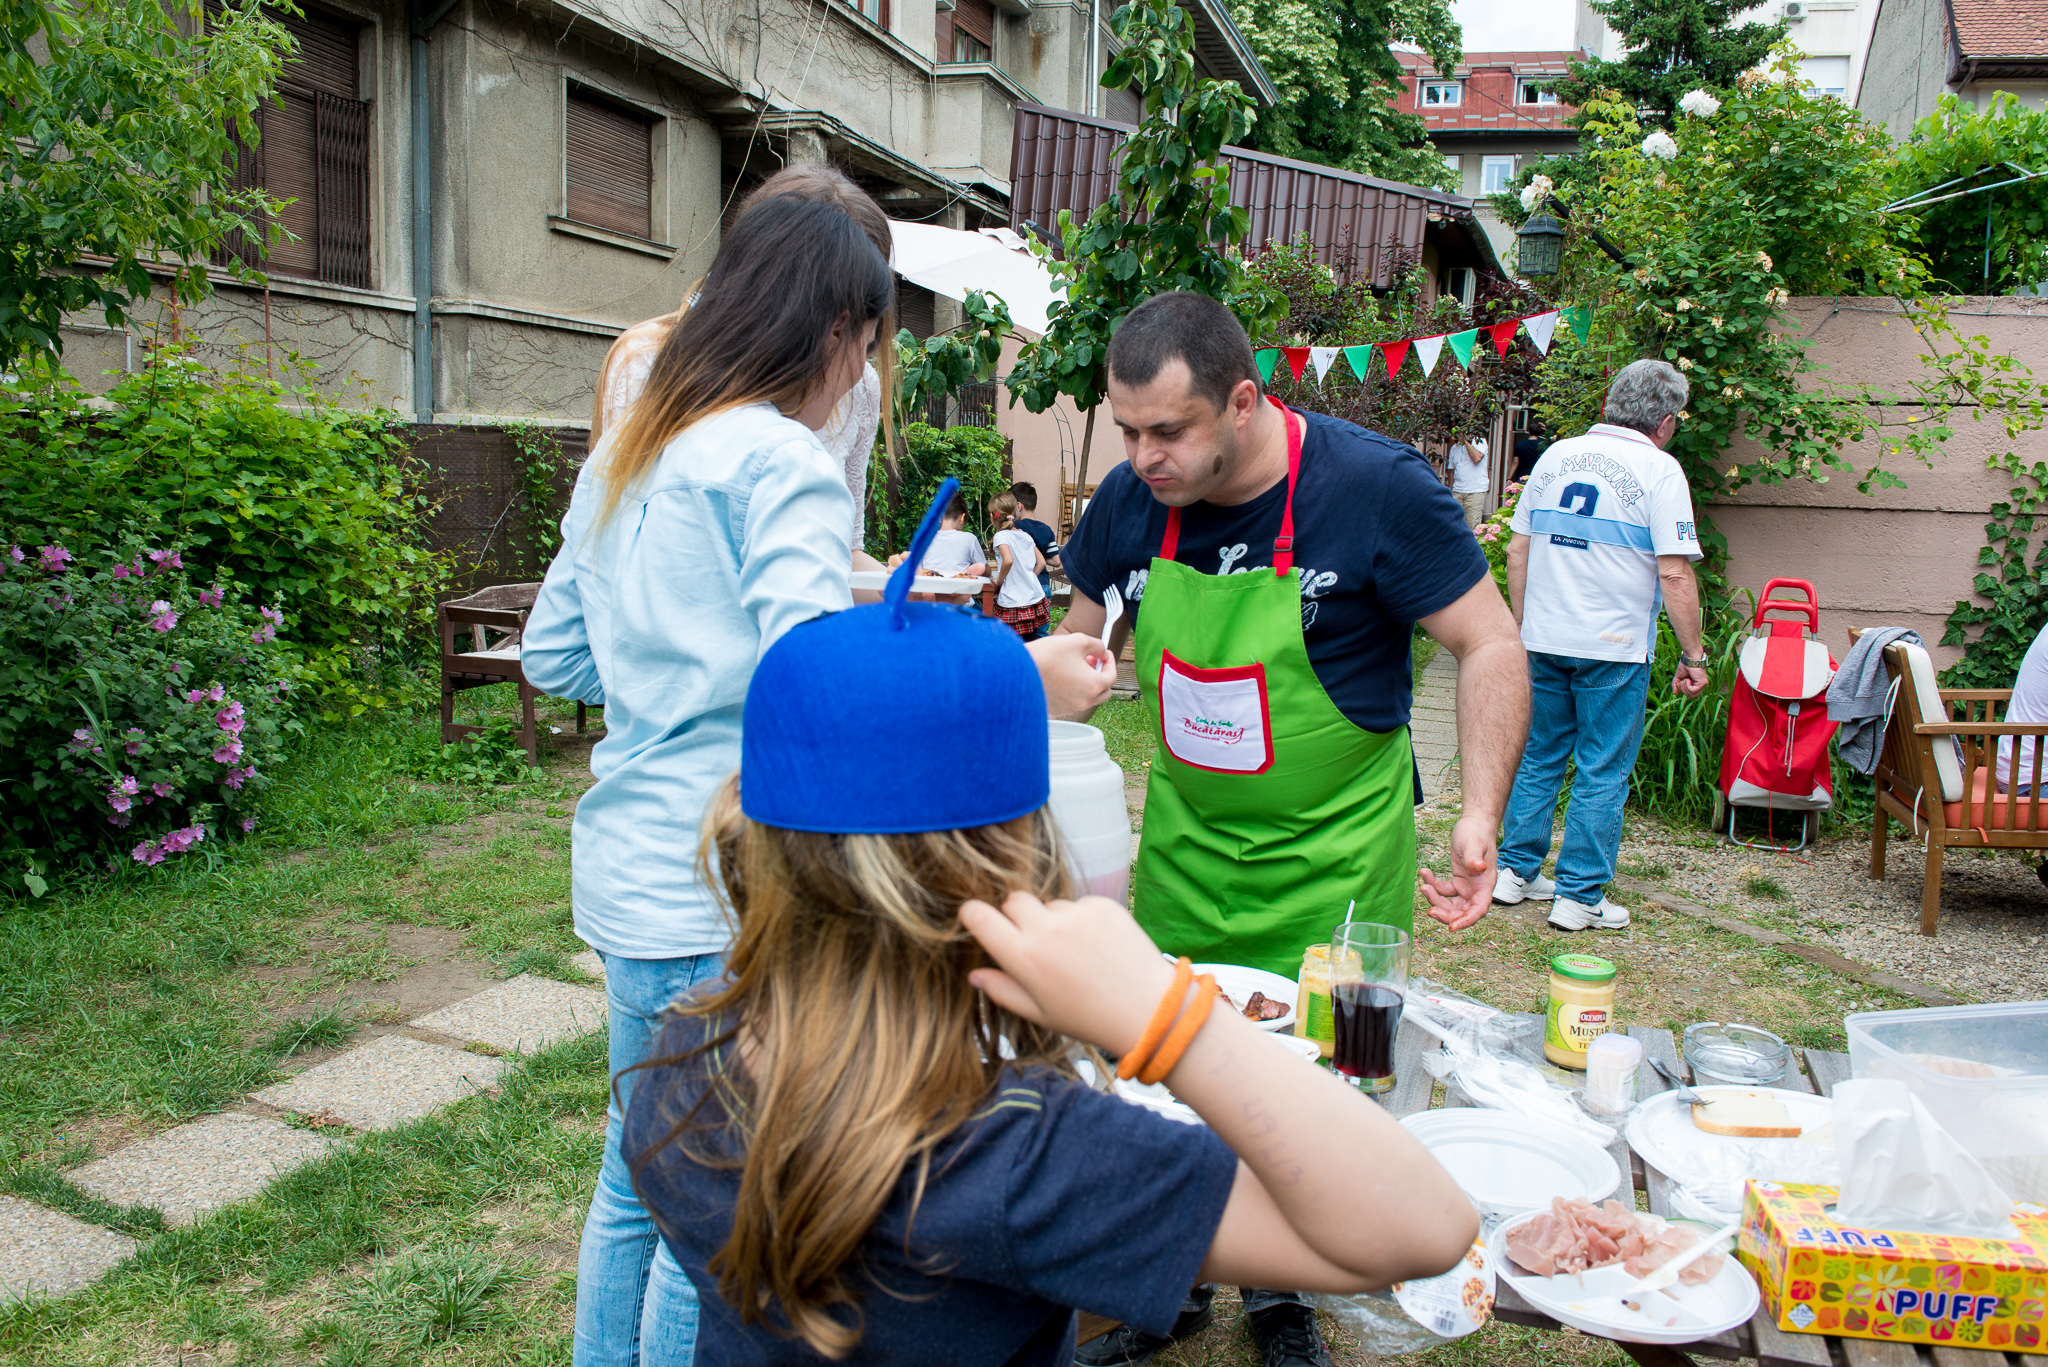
[
  {"xmin": 1395, "ymin": 49, "xmax": 1580, "ymax": 75},
  {"xmin": 1949, "ymin": 0, "xmax": 2048, "ymax": 59}
]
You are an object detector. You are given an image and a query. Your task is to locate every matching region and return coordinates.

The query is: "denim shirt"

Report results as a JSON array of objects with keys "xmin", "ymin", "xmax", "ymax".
[{"xmin": 522, "ymin": 404, "xmax": 855, "ymax": 959}]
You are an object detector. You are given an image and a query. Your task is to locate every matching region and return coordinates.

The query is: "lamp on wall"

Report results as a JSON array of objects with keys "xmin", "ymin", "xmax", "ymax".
[{"xmin": 1515, "ymin": 210, "xmax": 1566, "ymax": 278}]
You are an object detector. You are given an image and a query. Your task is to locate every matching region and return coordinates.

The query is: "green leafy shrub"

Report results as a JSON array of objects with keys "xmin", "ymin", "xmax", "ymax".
[
  {"xmin": 866, "ymin": 423, "xmax": 1009, "ymax": 556},
  {"xmin": 0, "ymin": 350, "xmax": 449, "ymax": 715},
  {"xmin": 416, "ymin": 717, "xmax": 538, "ymax": 787},
  {"xmin": 0, "ymin": 537, "xmax": 297, "ymax": 869}
]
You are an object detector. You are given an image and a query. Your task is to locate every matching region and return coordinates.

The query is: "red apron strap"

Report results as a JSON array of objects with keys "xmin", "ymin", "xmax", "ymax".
[
  {"xmin": 1269, "ymin": 395, "xmax": 1303, "ymax": 577},
  {"xmin": 1153, "ymin": 397, "xmax": 1303, "ymax": 574}
]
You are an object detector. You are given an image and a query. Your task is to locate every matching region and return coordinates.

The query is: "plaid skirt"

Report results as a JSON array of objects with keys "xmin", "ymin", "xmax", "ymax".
[{"xmin": 995, "ymin": 599, "xmax": 1050, "ymax": 639}]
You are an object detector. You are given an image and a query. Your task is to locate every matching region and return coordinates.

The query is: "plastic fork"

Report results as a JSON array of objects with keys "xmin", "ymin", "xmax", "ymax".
[
  {"xmin": 1101, "ymin": 583, "xmax": 1124, "ymax": 649},
  {"xmin": 1568, "ymin": 1220, "xmax": 1741, "ymax": 1317}
]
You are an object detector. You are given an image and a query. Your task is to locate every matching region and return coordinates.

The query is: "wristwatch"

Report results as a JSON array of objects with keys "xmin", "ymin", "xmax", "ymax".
[{"xmin": 1679, "ymin": 653, "xmax": 1710, "ymax": 669}]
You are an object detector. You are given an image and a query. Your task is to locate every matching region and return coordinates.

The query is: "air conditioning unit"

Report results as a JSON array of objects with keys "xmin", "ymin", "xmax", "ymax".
[{"xmin": 1783, "ymin": 2, "xmax": 1806, "ymax": 18}]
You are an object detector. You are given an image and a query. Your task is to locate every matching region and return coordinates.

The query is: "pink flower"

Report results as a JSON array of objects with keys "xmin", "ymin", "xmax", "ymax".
[
  {"xmin": 160, "ymin": 824, "xmax": 205, "ymax": 855},
  {"xmin": 222, "ymin": 765, "xmax": 255, "ymax": 790},
  {"xmin": 148, "ymin": 601, "xmax": 177, "ymax": 632},
  {"xmin": 107, "ymin": 812, "xmax": 131, "ymax": 828},
  {"xmin": 151, "ymin": 781, "xmax": 174, "ymax": 798},
  {"xmin": 131, "ymin": 840, "xmax": 164, "ymax": 866},
  {"xmin": 197, "ymin": 584, "xmax": 223, "ymax": 608},
  {"xmin": 7, "ymin": 545, "xmax": 20, "ymax": 566},
  {"xmin": 207, "ymin": 683, "xmax": 224, "ymax": 703},
  {"xmin": 240, "ymin": 816, "xmax": 258, "ymax": 834},
  {"xmin": 37, "ymin": 545, "xmax": 71, "ymax": 573},
  {"xmin": 106, "ymin": 775, "xmax": 139, "ymax": 814},
  {"xmin": 147, "ymin": 549, "xmax": 182, "ymax": 571},
  {"xmin": 214, "ymin": 701, "xmax": 245, "ymax": 735},
  {"xmin": 68, "ymin": 728, "xmax": 93, "ymax": 751},
  {"xmin": 211, "ymin": 739, "xmax": 243, "ymax": 765},
  {"xmin": 111, "ymin": 563, "xmax": 131, "ymax": 579},
  {"xmin": 252, "ymin": 605, "xmax": 283, "ymax": 644}
]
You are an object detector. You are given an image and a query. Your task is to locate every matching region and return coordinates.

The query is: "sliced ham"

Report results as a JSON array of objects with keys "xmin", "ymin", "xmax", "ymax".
[{"xmin": 1504, "ymin": 1197, "xmax": 1726, "ymax": 1286}]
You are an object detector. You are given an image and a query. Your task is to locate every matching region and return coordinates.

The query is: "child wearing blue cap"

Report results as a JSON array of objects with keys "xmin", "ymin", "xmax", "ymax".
[{"xmin": 620, "ymin": 486, "xmax": 1477, "ymax": 1366}]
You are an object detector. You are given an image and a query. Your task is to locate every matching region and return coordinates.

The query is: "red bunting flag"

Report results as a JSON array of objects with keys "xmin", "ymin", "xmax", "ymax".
[
  {"xmin": 1379, "ymin": 340, "xmax": 1410, "ymax": 379},
  {"xmin": 1488, "ymin": 319, "xmax": 1520, "ymax": 358},
  {"xmin": 1280, "ymin": 347, "xmax": 1310, "ymax": 382}
]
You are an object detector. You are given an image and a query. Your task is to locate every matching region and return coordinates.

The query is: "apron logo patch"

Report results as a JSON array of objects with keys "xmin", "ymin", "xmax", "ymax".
[
  {"xmin": 1180, "ymin": 714, "xmax": 1247, "ymax": 744},
  {"xmin": 1158, "ymin": 651, "xmax": 1273, "ymax": 775}
]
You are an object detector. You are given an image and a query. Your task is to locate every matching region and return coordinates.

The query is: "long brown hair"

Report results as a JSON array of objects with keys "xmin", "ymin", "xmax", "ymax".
[
  {"xmin": 590, "ymin": 164, "xmax": 900, "ymax": 450},
  {"xmin": 595, "ymin": 196, "xmax": 893, "ymax": 529},
  {"xmin": 628, "ymin": 778, "xmax": 1085, "ymax": 1358}
]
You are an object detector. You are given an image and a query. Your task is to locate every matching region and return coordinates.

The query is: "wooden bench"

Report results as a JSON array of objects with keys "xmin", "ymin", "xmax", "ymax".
[
  {"xmin": 1868, "ymin": 638, "xmax": 2048, "ymax": 935},
  {"xmin": 438, "ymin": 582, "xmax": 598, "ymax": 765}
]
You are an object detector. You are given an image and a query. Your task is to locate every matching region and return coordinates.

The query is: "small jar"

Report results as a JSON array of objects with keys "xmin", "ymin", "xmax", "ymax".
[
  {"xmin": 1296, "ymin": 944, "xmax": 1336, "ymax": 1060},
  {"xmin": 1544, "ymin": 953, "xmax": 1617, "ymax": 1070}
]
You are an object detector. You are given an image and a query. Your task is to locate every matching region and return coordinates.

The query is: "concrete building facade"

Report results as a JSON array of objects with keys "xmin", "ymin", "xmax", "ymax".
[{"xmin": 1857, "ymin": 0, "xmax": 2048, "ymax": 138}]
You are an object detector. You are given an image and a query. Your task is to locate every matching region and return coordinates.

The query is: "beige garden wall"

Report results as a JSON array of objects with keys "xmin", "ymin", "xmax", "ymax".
[{"xmin": 1713, "ymin": 296, "xmax": 2048, "ymax": 671}]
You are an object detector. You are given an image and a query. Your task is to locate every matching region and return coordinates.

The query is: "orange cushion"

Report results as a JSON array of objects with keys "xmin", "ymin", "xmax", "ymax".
[{"xmin": 1935, "ymin": 768, "xmax": 2048, "ymax": 831}]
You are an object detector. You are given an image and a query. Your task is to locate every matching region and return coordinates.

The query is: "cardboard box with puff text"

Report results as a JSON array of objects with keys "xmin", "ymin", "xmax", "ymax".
[{"xmin": 1740, "ymin": 1181, "xmax": 2048, "ymax": 1350}]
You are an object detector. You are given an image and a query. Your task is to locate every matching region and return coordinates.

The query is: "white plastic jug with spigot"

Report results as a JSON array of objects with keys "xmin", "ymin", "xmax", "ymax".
[{"xmin": 1047, "ymin": 720, "xmax": 1132, "ymax": 904}]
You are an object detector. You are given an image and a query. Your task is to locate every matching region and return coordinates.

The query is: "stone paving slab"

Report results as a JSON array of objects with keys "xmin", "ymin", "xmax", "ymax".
[
  {"xmin": 410, "ymin": 975, "xmax": 606, "ymax": 1054},
  {"xmin": 0, "ymin": 1196, "xmax": 135, "ymax": 1301},
  {"xmin": 570, "ymin": 950, "xmax": 606, "ymax": 983},
  {"xmin": 253, "ymin": 1035, "xmax": 506, "ymax": 1130},
  {"xmin": 69, "ymin": 1113, "xmax": 334, "ymax": 1227}
]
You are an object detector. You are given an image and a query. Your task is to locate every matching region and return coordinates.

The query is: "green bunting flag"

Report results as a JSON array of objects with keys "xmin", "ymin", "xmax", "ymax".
[
  {"xmin": 1445, "ymin": 329, "xmax": 1479, "ymax": 370},
  {"xmin": 1342, "ymin": 346, "xmax": 1373, "ymax": 381},
  {"xmin": 1255, "ymin": 348, "xmax": 1281, "ymax": 384},
  {"xmin": 1562, "ymin": 304, "xmax": 1595, "ymax": 344}
]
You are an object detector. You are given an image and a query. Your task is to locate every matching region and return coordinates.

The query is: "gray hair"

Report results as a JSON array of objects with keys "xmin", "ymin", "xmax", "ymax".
[{"xmin": 1603, "ymin": 359, "xmax": 1689, "ymax": 436}]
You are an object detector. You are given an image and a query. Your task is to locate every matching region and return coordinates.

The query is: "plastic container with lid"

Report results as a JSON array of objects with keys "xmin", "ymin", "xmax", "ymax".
[
  {"xmin": 1847, "ymin": 1002, "xmax": 2048, "ymax": 1204},
  {"xmin": 1046, "ymin": 720, "xmax": 1131, "ymax": 904},
  {"xmin": 1544, "ymin": 953, "xmax": 1616, "ymax": 1070}
]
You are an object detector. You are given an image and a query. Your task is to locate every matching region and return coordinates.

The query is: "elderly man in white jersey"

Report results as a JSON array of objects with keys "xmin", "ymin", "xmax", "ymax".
[{"xmin": 1493, "ymin": 360, "xmax": 1710, "ymax": 931}]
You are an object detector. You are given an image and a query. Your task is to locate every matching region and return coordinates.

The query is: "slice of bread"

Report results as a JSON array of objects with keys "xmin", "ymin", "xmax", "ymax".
[{"xmin": 1691, "ymin": 1089, "xmax": 1802, "ymax": 1138}]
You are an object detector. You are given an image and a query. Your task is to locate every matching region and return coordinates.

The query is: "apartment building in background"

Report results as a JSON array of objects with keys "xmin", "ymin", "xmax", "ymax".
[
  {"xmin": 1858, "ymin": 0, "xmax": 2048, "ymax": 137},
  {"xmin": 61, "ymin": 0, "xmax": 1272, "ymax": 425}
]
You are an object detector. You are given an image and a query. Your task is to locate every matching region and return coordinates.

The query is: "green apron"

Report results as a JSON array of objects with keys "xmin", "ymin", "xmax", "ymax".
[{"xmin": 1131, "ymin": 397, "xmax": 1416, "ymax": 977}]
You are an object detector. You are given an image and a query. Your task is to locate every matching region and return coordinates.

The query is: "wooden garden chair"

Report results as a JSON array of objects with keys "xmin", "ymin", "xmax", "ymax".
[
  {"xmin": 1868, "ymin": 636, "xmax": 2048, "ymax": 935},
  {"xmin": 438, "ymin": 582, "xmax": 599, "ymax": 765}
]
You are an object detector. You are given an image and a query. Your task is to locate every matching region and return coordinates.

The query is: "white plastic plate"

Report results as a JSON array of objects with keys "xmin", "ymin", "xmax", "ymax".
[
  {"xmin": 1625, "ymin": 1087, "xmax": 1837, "ymax": 1219},
  {"xmin": 1489, "ymin": 1210, "xmax": 1760, "ymax": 1345},
  {"xmin": 1195, "ymin": 963, "xmax": 1297, "ymax": 1033},
  {"xmin": 1106, "ymin": 1030, "xmax": 1320, "ymax": 1126},
  {"xmin": 1400, "ymin": 1108, "xmax": 1620, "ymax": 1218},
  {"xmin": 849, "ymin": 571, "xmax": 988, "ymax": 593}
]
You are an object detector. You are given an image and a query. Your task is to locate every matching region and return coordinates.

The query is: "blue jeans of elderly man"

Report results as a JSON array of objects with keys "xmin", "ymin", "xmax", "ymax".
[{"xmin": 1495, "ymin": 360, "xmax": 1711, "ymax": 932}]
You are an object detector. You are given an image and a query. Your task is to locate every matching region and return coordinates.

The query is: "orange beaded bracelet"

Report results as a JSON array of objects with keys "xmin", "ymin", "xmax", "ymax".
[
  {"xmin": 1139, "ymin": 972, "xmax": 1216, "ymax": 1085},
  {"xmin": 1117, "ymin": 958, "xmax": 1193, "ymax": 1081}
]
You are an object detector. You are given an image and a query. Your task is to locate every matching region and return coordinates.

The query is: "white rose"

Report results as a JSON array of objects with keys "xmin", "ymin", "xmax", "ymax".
[
  {"xmin": 1679, "ymin": 89, "xmax": 1722, "ymax": 117},
  {"xmin": 1518, "ymin": 174, "xmax": 1555, "ymax": 211},
  {"xmin": 1642, "ymin": 130, "xmax": 1679, "ymax": 160}
]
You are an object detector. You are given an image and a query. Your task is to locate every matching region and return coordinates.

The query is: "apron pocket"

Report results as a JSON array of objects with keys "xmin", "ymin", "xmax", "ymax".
[{"xmin": 1158, "ymin": 649, "xmax": 1274, "ymax": 775}]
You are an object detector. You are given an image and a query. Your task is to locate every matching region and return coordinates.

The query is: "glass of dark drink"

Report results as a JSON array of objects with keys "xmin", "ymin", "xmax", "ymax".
[{"xmin": 1330, "ymin": 923, "xmax": 1410, "ymax": 1094}]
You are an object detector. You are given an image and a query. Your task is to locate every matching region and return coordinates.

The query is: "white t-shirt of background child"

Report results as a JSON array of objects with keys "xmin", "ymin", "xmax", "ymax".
[
  {"xmin": 1450, "ymin": 438, "xmax": 1491, "ymax": 493},
  {"xmin": 919, "ymin": 528, "xmax": 984, "ymax": 578},
  {"xmin": 1999, "ymin": 624, "xmax": 2048, "ymax": 789},
  {"xmin": 1510, "ymin": 423, "xmax": 1700, "ymax": 664},
  {"xmin": 992, "ymin": 528, "xmax": 1047, "ymax": 609}
]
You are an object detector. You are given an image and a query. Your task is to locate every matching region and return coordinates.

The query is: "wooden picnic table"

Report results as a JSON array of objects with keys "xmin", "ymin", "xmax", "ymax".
[{"xmin": 1382, "ymin": 1015, "xmax": 2042, "ymax": 1367}]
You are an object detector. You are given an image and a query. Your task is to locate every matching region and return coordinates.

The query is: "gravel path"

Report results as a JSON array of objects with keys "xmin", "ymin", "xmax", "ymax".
[{"xmin": 1618, "ymin": 821, "xmax": 2048, "ymax": 1004}]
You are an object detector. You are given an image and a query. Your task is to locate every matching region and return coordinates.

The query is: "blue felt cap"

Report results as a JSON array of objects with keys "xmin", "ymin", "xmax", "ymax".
[{"xmin": 740, "ymin": 479, "xmax": 1050, "ymax": 835}]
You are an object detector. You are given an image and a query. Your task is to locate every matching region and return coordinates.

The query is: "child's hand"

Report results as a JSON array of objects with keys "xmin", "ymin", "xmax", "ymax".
[
  {"xmin": 1027, "ymin": 632, "xmax": 1115, "ymax": 715},
  {"xmin": 961, "ymin": 892, "xmax": 1178, "ymax": 1056}
]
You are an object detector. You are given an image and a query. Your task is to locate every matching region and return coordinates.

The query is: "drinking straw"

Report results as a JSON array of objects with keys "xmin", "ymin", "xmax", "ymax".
[{"xmin": 1342, "ymin": 899, "xmax": 1355, "ymax": 929}]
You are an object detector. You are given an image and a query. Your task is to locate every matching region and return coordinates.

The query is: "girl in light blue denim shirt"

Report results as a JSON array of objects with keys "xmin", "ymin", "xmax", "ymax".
[{"xmin": 522, "ymin": 193, "xmax": 895, "ymax": 1367}]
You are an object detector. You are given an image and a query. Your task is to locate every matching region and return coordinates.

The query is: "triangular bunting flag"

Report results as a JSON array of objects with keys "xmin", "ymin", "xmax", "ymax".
[
  {"xmin": 1446, "ymin": 329, "xmax": 1479, "ymax": 370},
  {"xmin": 1380, "ymin": 340, "xmax": 1410, "ymax": 379},
  {"xmin": 1563, "ymin": 304, "xmax": 1595, "ymax": 343},
  {"xmin": 1255, "ymin": 348, "xmax": 1281, "ymax": 384},
  {"xmin": 1488, "ymin": 319, "xmax": 1520, "ymax": 358},
  {"xmin": 1342, "ymin": 345, "xmax": 1373, "ymax": 381},
  {"xmin": 1522, "ymin": 311, "xmax": 1560, "ymax": 355},
  {"xmin": 1309, "ymin": 346, "xmax": 1340, "ymax": 385},
  {"xmin": 1413, "ymin": 334, "xmax": 1446, "ymax": 378},
  {"xmin": 1281, "ymin": 346, "xmax": 1310, "ymax": 382}
]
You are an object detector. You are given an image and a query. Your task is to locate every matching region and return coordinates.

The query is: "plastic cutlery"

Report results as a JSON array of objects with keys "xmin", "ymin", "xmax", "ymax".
[
  {"xmin": 1651, "ymin": 1056, "xmax": 1705, "ymax": 1105},
  {"xmin": 1569, "ymin": 1220, "xmax": 1741, "ymax": 1314},
  {"xmin": 1101, "ymin": 584, "xmax": 1124, "ymax": 649}
]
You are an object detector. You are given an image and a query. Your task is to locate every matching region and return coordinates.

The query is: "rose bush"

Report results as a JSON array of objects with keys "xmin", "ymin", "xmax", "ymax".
[{"xmin": 0, "ymin": 537, "xmax": 296, "ymax": 871}]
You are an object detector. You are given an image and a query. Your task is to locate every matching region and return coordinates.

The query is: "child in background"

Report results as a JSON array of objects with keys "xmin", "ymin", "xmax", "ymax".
[
  {"xmin": 988, "ymin": 491, "xmax": 1049, "ymax": 641},
  {"xmin": 622, "ymin": 494, "xmax": 1478, "ymax": 1366},
  {"xmin": 1010, "ymin": 482, "xmax": 1059, "ymax": 603},
  {"xmin": 916, "ymin": 493, "xmax": 987, "ymax": 580}
]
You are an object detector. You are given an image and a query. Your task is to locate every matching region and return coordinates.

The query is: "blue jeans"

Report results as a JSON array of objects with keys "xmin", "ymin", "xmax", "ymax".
[
  {"xmin": 574, "ymin": 950, "xmax": 726, "ymax": 1367},
  {"xmin": 1499, "ymin": 652, "xmax": 1653, "ymax": 906}
]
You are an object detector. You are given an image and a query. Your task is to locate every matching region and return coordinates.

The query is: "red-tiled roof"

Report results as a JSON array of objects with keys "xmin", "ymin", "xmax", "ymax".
[
  {"xmin": 1395, "ymin": 49, "xmax": 1581, "ymax": 75},
  {"xmin": 1392, "ymin": 49, "xmax": 1580, "ymax": 131},
  {"xmin": 1949, "ymin": 0, "xmax": 2048, "ymax": 58}
]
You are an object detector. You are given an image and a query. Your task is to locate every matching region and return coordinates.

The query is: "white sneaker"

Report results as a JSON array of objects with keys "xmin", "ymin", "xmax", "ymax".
[
  {"xmin": 1493, "ymin": 868, "xmax": 1557, "ymax": 904},
  {"xmin": 1548, "ymin": 895, "xmax": 1632, "ymax": 931}
]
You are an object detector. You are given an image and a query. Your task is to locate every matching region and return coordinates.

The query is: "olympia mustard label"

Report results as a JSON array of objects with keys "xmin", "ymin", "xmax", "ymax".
[{"xmin": 1543, "ymin": 953, "xmax": 1617, "ymax": 1069}]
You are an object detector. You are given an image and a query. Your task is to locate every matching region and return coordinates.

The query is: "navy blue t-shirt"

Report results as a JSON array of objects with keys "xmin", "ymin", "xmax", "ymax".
[
  {"xmin": 1016, "ymin": 515, "xmax": 1058, "ymax": 592},
  {"xmin": 1063, "ymin": 407, "xmax": 1488, "ymax": 734},
  {"xmin": 625, "ymin": 1005, "xmax": 1237, "ymax": 1367}
]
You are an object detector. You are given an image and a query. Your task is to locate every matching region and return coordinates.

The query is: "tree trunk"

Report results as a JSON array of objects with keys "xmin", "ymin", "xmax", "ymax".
[{"xmin": 1072, "ymin": 405, "xmax": 1097, "ymax": 531}]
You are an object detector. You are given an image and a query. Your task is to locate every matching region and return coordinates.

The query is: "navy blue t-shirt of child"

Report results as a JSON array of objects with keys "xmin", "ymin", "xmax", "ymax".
[
  {"xmin": 1016, "ymin": 515, "xmax": 1058, "ymax": 594},
  {"xmin": 1062, "ymin": 406, "xmax": 1488, "ymax": 736},
  {"xmin": 625, "ymin": 1004, "xmax": 1238, "ymax": 1367}
]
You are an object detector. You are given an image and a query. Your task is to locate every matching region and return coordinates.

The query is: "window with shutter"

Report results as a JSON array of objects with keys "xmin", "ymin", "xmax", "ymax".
[
  {"xmin": 212, "ymin": 3, "xmax": 371, "ymax": 289},
  {"xmin": 949, "ymin": 0, "xmax": 992, "ymax": 61},
  {"xmin": 851, "ymin": 0, "xmax": 889, "ymax": 26},
  {"xmin": 565, "ymin": 88, "xmax": 655, "ymax": 240},
  {"xmin": 897, "ymin": 282, "xmax": 935, "ymax": 341}
]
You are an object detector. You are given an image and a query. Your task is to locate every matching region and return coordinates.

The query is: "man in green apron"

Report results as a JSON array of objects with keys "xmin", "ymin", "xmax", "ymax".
[{"xmin": 1058, "ymin": 292, "xmax": 1528, "ymax": 1367}]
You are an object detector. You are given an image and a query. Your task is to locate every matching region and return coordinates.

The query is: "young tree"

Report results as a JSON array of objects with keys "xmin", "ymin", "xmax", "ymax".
[
  {"xmin": 1231, "ymin": 0, "xmax": 1462, "ymax": 190},
  {"xmin": 1551, "ymin": 0, "xmax": 1783, "ymax": 127},
  {"xmin": 0, "ymin": 0, "xmax": 285, "ymax": 369},
  {"xmin": 1005, "ymin": 0, "xmax": 1286, "ymax": 492}
]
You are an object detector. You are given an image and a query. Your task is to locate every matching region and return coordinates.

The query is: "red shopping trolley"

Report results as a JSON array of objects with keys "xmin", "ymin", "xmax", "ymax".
[{"xmin": 1714, "ymin": 578, "xmax": 1839, "ymax": 850}]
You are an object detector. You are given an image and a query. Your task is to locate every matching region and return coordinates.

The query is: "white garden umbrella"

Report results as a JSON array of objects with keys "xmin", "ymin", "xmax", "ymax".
[{"xmin": 887, "ymin": 219, "xmax": 1064, "ymax": 336}]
